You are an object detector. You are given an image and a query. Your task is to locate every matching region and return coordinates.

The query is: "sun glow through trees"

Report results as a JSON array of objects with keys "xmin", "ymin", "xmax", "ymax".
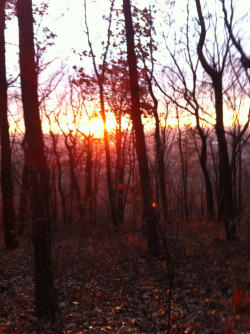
[
  {"xmin": 38, "ymin": 105, "xmax": 249, "ymax": 139},
  {"xmin": 40, "ymin": 109, "xmax": 132, "ymax": 138}
]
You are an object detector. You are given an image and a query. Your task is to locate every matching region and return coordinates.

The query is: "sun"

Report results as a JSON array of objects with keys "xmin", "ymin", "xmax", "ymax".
[
  {"xmin": 77, "ymin": 113, "xmax": 120, "ymax": 138},
  {"xmin": 78, "ymin": 116, "xmax": 105, "ymax": 138},
  {"xmin": 41, "ymin": 109, "xmax": 129, "ymax": 139}
]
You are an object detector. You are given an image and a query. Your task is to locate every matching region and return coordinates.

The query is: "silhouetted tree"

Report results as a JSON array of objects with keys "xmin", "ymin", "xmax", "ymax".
[
  {"xmin": 123, "ymin": 0, "xmax": 159, "ymax": 256},
  {"xmin": 136, "ymin": 6, "xmax": 168, "ymax": 222},
  {"xmin": 195, "ymin": 0, "xmax": 236, "ymax": 240},
  {"xmin": 17, "ymin": 0, "xmax": 57, "ymax": 316},
  {"xmin": 157, "ymin": 2, "xmax": 215, "ymax": 220},
  {"xmin": 0, "ymin": 0, "xmax": 18, "ymax": 249},
  {"xmin": 83, "ymin": 0, "xmax": 118, "ymax": 226},
  {"xmin": 221, "ymin": 0, "xmax": 250, "ymax": 71}
]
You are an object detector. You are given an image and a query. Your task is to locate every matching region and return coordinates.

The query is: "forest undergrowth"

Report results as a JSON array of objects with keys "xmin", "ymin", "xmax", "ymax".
[{"xmin": 0, "ymin": 220, "xmax": 249, "ymax": 334}]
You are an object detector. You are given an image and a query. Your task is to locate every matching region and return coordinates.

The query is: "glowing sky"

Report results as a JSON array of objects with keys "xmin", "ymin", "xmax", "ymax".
[{"xmin": 5, "ymin": 0, "xmax": 250, "ymax": 136}]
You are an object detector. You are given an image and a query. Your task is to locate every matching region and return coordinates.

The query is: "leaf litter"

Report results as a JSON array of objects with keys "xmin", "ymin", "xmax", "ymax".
[{"xmin": 0, "ymin": 225, "xmax": 249, "ymax": 333}]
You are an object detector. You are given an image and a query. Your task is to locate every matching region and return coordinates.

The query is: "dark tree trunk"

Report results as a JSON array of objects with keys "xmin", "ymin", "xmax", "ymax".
[
  {"xmin": 177, "ymin": 122, "xmax": 189, "ymax": 222},
  {"xmin": 195, "ymin": 0, "xmax": 236, "ymax": 240},
  {"xmin": 0, "ymin": 0, "xmax": 17, "ymax": 249},
  {"xmin": 18, "ymin": 156, "xmax": 29, "ymax": 235},
  {"xmin": 230, "ymin": 123, "xmax": 248, "ymax": 215},
  {"xmin": 115, "ymin": 115, "xmax": 126, "ymax": 225},
  {"xmin": 123, "ymin": 0, "xmax": 159, "ymax": 256},
  {"xmin": 99, "ymin": 82, "xmax": 118, "ymax": 226},
  {"xmin": 84, "ymin": 0, "xmax": 117, "ymax": 226},
  {"xmin": 148, "ymin": 79, "xmax": 168, "ymax": 221},
  {"xmin": 50, "ymin": 131, "xmax": 68, "ymax": 226},
  {"xmin": 209, "ymin": 139, "xmax": 221, "ymax": 218},
  {"xmin": 17, "ymin": 0, "xmax": 57, "ymax": 316},
  {"xmin": 237, "ymin": 144, "xmax": 242, "ymax": 213},
  {"xmin": 85, "ymin": 134, "xmax": 95, "ymax": 224},
  {"xmin": 213, "ymin": 74, "xmax": 235, "ymax": 238},
  {"xmin": 93, "ymin": 141, "xmax": 101, "ymax": 222},
  {"xmin": 196, "ymin": 125, "xmax": 215, "ymax": 220},
  {"xmin": 64, "ymin": 134, "xmax": 84, "ymax": 222},
  {"xmin": 50, "ymin": 167, "xmax": 58, "ymax": 230},
  {"xmin": 201, "ymin": 159, "xmax": 215, "ymax": 220}
]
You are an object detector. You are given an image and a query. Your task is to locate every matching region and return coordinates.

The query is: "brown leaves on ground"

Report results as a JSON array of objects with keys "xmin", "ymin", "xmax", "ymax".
[{"xmin": 0, "ymin": 225, "xmax": 249, "ymax": 333}]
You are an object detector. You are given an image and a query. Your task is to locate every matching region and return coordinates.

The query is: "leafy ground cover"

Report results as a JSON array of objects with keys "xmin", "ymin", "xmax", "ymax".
[{"xmin": 0, "ymin": 222, "xmax": 249, "ymax": 333}]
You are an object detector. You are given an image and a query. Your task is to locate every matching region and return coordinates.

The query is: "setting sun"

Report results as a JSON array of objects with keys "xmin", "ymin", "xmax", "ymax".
[
  {"xmin": 78, "ymin": 116, "xmax": 106, "ymax": 138},
  {"xmin": 40, "ymin": 109, "xmax": 132, "ymax": 138}
]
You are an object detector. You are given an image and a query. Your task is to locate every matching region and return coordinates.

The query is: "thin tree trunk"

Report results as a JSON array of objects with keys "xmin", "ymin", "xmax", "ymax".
[
  {"xmin": 50, "ymin": 131, "xmax": 68, "ymax": 226},
  {"xmin": 99, "ymin": 82, "xmax": 118, "ymax": 226},
  {"xmin": 123, "ymin": 0, "xmax": 159, "ymax": 256},
  {"xmin": 115, "ymin": 116, "xmax": 126, "ymax": 225},
  {"xmin": 196, "ymin": 127, "xmax": 215, "ymax": 220},
  {"xmin": 148, "ymin": 79, "xmax": 168, "ymax": 221},
  {"xmin": 237, "ymin": 144, "xmax": 242, "ymax": 213},
  {"xmin": 85, "ymin": 134, "xmax": 95, "ymax": 224},
  {"xmin": 64, "ymin": 134, "xmax": 84, "ymax": 222},
  {"xmin": 177, "ymin": 122, "xmax": 189, "ymax": 222},
  {"xmin": 84, "ymin": 0, "xmax": 117, "ymax": 227}
]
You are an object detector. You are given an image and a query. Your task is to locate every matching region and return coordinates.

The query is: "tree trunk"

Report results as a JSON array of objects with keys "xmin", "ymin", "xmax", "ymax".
[
  {"xmin": 85, "ymin": 134, "xmax": 95, "ymax": 224},
  {"xmin": 196, "ymin": 127, "xmax": 215, "ymax": 220},
  {"xmin": 64, "ymin": 134, "xmax": 84, "ymax": 222},
  {"xmin": 17, "ymin": 0, "xmax": 57, "ymax": 316},
  {"xmin": 0, "ymin": 0, "xmax": 17, "ymax": 249},
  {"xmin": 195, "ymin": 0, "xmax": 236, "ymax": 240},
  {"xmin": 99, "ymin": 82, "xmax": 118, "ymax": 226},
  {"xmin": 18, "ymin": 156, "xmax": 29, "ymax": 235},
  {"xmin": 123, "ymin": 0, "xmax": 159, "ymax": 256},
  {"xmin": 213, "ymin": 74, "xmax": 235, "ymax": 239},
  {"xmin": 50, "ymin": 131, "xmax": 68, "ymax": 226},
  {"xmin": 177, "ymin": 122, "xmax": 189, "ymax": 222},
  {"xmin": 237, "ymin": 144, "xmax": 242, "ymax": 214},
  {"xmin": 148, "ymin": 79, "xmax": 168, "ymax": 221},
  {"xmin": 115, "ymin": 115, "xmax": 126, "ymax": 225}
]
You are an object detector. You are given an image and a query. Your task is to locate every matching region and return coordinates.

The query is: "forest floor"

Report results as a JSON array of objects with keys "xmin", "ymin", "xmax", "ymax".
[{"xmin": 0, "ymin": 220, "xmax": 249, "ymax": 334}]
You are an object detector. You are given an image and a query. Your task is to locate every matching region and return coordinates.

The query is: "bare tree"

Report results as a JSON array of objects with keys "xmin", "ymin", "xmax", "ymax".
[
  {"xmin": 0, "ymin": 0, "xmax": 18, "ymax": 249},
  {"xmin": 153, "ymin": 5, "xmax": 215, "ymax": 220},
  {"xmin": 136, "ymin": 6, "xmax": 168, "ymax": 222},
  {"xmin": 83, "ymin": 0, "xmax": 118, "ymax": 226},
  {"xmin": 220, "ymin": 0, "xmax": 250, "ymax": 71},
  {"xmin": 123, "ymin": 0, "xmax": 159, "ymax": 256},
  {"xmin": 17, "ymin": 0, "xmax": 57, "ymax": 316},
  {"xmin": 104, "ymin": 59, "xmax": 132, "ymax": 225},
  {"xmin": 195, "ymin": 0, "xmax": 236, "ymax": 240}
]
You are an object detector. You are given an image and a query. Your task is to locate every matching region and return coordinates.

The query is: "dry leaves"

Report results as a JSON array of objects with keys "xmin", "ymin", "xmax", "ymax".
[{"xmin": 0, "ymin": 228, "xmax": 249, "ymax": 333}]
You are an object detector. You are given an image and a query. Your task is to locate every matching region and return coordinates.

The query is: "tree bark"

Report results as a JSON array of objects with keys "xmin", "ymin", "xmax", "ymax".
[
  {"xmin": 18, "ymin": 156, "xmax": 29, "ymax": 235},
  {"xmin": 176, "ymin": 120, "xmax": 189, "ymax": 222},
  {"xmin": 123, "ymin": 0, "xmax": 159, "ymax": 256},
  {"xmin": 195, "ymin": 121, "xmax": 215, "ymax": 220},
  {"xmin": 64, "ymin": 133, "xmax": 84, "ymax": 222},
  {"xmin": 195, "ymin": 0, "xmax": 236, "ymax": 240},
  {"xmin": 213, "ymin": 74, "xmax": 235, "ymax": 238},
  {"xmin": 99, "ymin": 81, "xmax": 118, "ymax": 226},
  {"xmin": 148, "ymin": 80, "xmax": 168, "ymax": 221},
  {"xmin": 0, "ymin": 0, "xmax": 18, "ymax": 249},
  {"xmin": 85, "ymin": 134, "xmax": 95, "ymax": 224},
  {"xmin": 17, "ymin": 0, "xmax": 57, "ymax": 316},
  {"xmin": 50, "ymin": 131, "xmax": 68, "ymax": 226},
  {"xmin": 115, "ymin": 115, "xmax": 126, "ymax": 225},
  {"xmin": 199, "ymin": 138, "xmax": 215, "ymax": 220}
]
